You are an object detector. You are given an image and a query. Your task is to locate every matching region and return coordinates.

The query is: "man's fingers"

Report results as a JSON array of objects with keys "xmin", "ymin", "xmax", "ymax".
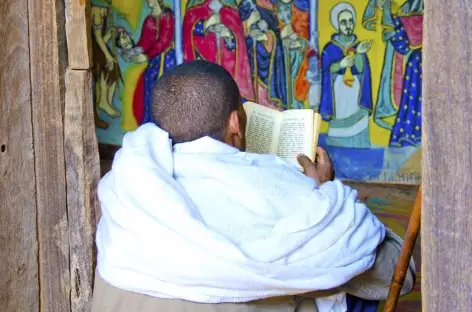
[
  {"xmin": 315, "ymin": 147, "xmax": 329, "ymax": 165},
  {"xmin": 297, "ymin": 154, "xmax": 314, "ymax": 171},
  {"xmin": 315, "ymin": 147, "xmax": 335, "ymax": 182},
  {"xmin": 297, "ymin": 154, "xmax": 319, "ymax": 183}
]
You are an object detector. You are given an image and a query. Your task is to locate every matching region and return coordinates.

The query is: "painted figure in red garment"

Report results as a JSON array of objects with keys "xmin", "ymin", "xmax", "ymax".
[
  {"xmin": 183, "ymin": 0, "xmax": 255, "ymax": 101},
  {"xmin": 131, "ymin": 0, "xmax": 176, "ymax": 125}
]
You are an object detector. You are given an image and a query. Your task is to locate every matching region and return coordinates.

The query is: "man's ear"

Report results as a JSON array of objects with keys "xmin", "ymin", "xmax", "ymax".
[
  {"xmin": 225, "ymin": 109, "xmax": 246, "ymax": 150},
  {"xmin": 227, "ymin": 110, "xmax": 243, "ymax": 138}
]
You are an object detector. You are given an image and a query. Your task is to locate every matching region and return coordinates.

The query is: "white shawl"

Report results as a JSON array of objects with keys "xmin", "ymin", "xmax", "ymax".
[{"xmin": 96, "ymin": 124, "xmax": 385, "ymax": 311}]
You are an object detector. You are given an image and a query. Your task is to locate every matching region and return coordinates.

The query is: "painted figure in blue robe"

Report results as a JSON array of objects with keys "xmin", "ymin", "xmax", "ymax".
[
  {"xmin": 363, "ymin": 0, "xmax": 423, "ymax": 147},
  {"xmin": 273, "ymin": 0, "xmax": 309, "ymax": 109},
  {"xmin": 238, "ymin": 0, "xmax": 287, "ymax": 108},
  {"xmin": 320, "ymin": 2, "xmax": 373, "ymax": 148}
]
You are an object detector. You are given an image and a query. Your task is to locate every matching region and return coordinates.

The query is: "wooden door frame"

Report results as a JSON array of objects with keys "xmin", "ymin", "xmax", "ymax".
[
  {"xmin": 63, "ymin": 1, "xmax": 100, "ymax": 312},
  {"xmin": 1, "ymin": 0, "xmax": 98, "ymax": 311},
  {"xmin": 421, "ymin": 0, "xmax": 472, "ymax": 310}
]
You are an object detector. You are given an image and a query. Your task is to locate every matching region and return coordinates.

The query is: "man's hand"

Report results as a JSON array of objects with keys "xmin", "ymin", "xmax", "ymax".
[
  {"xmin": 105, "ymin": 55, "xmax": 117, "ymax": 71},
  {"xmin": 297, "ymin": 147, "xmax": 334, "ymax": 185},
  {"xmin": 249, "ymin": 28, "xmax": 263, "ymax": 39},
  {"xmin": 104, "ymin": 27, "xmax": 115, "ymax": 41},
  {"xmin": 339, "ymin": 55, "xmax": 355, "ymax": 68},
  {"xmin": 280, "ymin": 24, "xmax": 294, "ymax": 40},
  {"xmin": 356, "ymin": 40, "xmax": 372, "ymax": 54}
]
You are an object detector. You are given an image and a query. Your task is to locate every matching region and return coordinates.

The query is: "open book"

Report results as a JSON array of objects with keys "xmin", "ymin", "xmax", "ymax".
[{"xmin": 243, "ymin": 101, "xmax": 322, "ymax": 169}]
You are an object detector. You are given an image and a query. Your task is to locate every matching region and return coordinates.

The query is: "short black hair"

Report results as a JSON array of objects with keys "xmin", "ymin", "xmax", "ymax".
[{"xmin": 151, "ymin": 60, "xmax": 241, "ymax": 144}]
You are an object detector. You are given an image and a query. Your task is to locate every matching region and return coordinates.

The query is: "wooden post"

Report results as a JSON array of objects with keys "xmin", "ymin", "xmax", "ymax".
[
  {"xmin": 1, "ymin": 0, "xmax": 96, "ymax": 310},
  {"xmin": 28, "ymin": 0, "xmax": 71, "ymax": 310},
  {"xmin": 0, "ymin": 0, "xmax": 40, "ymax": 311},
  {"xmin": 65, "ymin": 70, "xmax": 100, "ymax": 312},
  {"xmin": 422, "ymin": 0, "xmax": 472, "ymax": 310},
  {"xmin": 65, "ymin": 0, "xmax": 92, "ymax": 69},
  {"xmin": 64, "ymin": 1, "xmax": 98, "ymax": 312}
]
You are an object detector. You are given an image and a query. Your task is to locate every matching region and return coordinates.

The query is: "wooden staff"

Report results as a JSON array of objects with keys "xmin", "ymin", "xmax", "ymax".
[
  {"xmin": 383, "ymin": 184, "xmax": 422, "ymax": 312},
  {"xmin": 216, "ymin": 32, "xmax": 221, "ymax": 66},
  {"xmin": 284, "ymin": 43, "xmax": 292, "ymax": 109},
  {"xmin": 252, "ymin": 39, "xmax": 259, "ymax": 103}
]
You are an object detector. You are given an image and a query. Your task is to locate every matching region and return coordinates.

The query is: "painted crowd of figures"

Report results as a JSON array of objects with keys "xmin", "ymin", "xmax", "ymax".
[{"xmin": 92, "ymin": 0, "xmax": 423, "ymax": 149}]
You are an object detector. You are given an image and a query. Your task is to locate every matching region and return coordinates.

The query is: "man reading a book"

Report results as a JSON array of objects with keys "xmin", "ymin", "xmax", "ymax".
[{"xmin": 92, "ymin": 60, "xmax": 415, "ymax": 312}]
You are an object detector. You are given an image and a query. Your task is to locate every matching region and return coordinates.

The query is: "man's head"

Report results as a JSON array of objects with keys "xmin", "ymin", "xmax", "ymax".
[
  {"xmin": 277, "ymin": 1, "xmax": 293, "ymax": 24},
  {"xmin": 376, "ymin": 0, "xmax": 386, "ymax": 9},
  {"xmin": 147, "ymin": 0, "xmax": 164, "ymax": 10},
  {"xmin": 116, "ymin": 28, "xmax": 135, "ymax": 50},
  {"xmin": 338, "ymin": 10, "xmax": 354, "ymax": 36},
  {"xmin": 151, "ymin": 60, "xmax": 246, "ymax": 150},
  {"xmin": 330, "ymin": 2, "xmax": 356, "ymax": 37}
]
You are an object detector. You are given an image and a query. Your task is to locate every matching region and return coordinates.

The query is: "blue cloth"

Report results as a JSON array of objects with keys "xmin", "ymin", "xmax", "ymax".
[
  {"xmin": 292, "ymin": 0, "xmax": 309, "ymax": 11},
  {"xmin": 388, "ymin": 17, "xmax": 422, "ymax": 147},
  {"xmin": 347, "ymin": 294, "xmax": 380, "ymax": 312},
  {"xmin": 239, "ymin": 1, "xmax": 287, "ymax": 107},
  {"xmin": 142, "ymin": 49, "xmax": 176, "ymax": 124},
  {"xmin": 319, "ymin": 34, "xmax": 373, "ymax": 121}
]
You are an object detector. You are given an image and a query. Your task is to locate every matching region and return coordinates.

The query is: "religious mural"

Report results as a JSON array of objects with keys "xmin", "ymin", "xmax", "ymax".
[
  {"xmin": 92, "ymin": 0, "xmax": 178, "ymax": 137},
  {"xmin": 320, "ymin": 2, "xmax": 373, "ymax": 149},
  {"xmin": 92, "ymin": 1, "xmax": 122, "ymax": 129},
  {"xmin": 317, "ymin": 0, "xmax": 423, "ymax": 183},
  {"xmin": 92, "ymin": 0, "xmax": 422, "ymax": 184}
]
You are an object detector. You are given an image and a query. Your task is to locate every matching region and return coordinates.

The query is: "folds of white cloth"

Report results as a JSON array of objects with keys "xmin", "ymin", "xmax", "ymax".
[{"xmin": 96, "ymin": 123, "xmax": 386, "ymax": 312}]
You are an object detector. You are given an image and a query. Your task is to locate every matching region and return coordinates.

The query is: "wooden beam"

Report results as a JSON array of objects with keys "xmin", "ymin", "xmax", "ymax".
[
  {"xmin": 422, "ymin": 0, "xmax": 472, "ymax": 310},
  {"xmin": 65, "ymin": 0, "xmax": 92, "ymax": 69},
  {"xmin": 0, "ymin": 0, "xmax": 40, "ymax": 311},
  {"xmin": 64, "ymin": 69, "xmax": 101, "ymax": 312},
  {"xmin": 28, "ymin": 0, "xmax": 71, "ymax": 310}
]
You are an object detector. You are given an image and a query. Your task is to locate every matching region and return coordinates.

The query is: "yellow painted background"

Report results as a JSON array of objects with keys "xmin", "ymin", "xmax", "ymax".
[{"xmin": 318, "ymin": 0, "xmax": 405, "ymax": 147}]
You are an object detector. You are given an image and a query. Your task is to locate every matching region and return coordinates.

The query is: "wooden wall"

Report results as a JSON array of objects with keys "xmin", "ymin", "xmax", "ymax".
[
  {"xmin": 0, "ymin": 0, "xmax": 99, "ymax": 311},
  {"xmin": 0, "ymin": 0, "xmax": 39, "ymax": 310}
]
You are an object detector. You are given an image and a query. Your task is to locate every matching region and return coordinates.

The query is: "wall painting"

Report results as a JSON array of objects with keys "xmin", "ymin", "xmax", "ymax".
[{"xmin": 92, "ymin": 0, "xmax": 423, "ymax": 184}]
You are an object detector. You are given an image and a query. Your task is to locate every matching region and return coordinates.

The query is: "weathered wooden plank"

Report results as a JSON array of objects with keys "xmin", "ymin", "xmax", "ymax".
[
  {"xmin": 422, "ymin": 0, "xmax": 472, "ymax": 311},
  {"xmin": 82, "ymin": 75, "xmax": 102, "ymax": 229},
  {"xmin": 65, "ymin": 69, "xmax": 100, "ymax": 312},
  {"xmin": 28, "ymin": 0, "xmax": 71, "ymax": 311},
  {"xmin": 0, "ymin": 0, "xmax": 39, "ymax": 311},
  {"xmin": 65, "ymin": 0, "xmax": 92, "ymax": 69}
]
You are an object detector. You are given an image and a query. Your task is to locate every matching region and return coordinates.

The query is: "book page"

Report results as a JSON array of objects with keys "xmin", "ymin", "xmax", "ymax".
[
  {"xmin": 244, "ymin": 102, "xmax": 282, "ymax": 154},
  {"xmin": 312, "ymin": 113, "xmax": 322, "ymax": 159},
  {"xmin": 276, "ymin": 110, "xmax": 314, "ymax": 167}
]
